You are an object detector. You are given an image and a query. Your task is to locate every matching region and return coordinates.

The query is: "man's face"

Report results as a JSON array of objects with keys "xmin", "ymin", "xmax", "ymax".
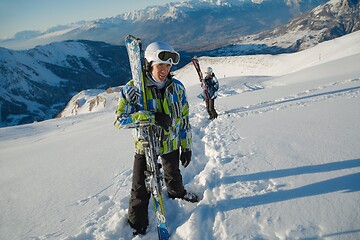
[{"xmin": 151, "ymin": 63, "xmax": 172, "ymax": 82}]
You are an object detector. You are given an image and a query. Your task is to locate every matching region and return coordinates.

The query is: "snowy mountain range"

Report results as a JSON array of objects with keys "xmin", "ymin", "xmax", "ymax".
[
  {"xmin": 206, "ymin": 0, "xmax": 360, "ymax": 55},
  {"xmin": 0, "ymin": 0, "xmax": 359, "ymax": 128},
  {"xmin": 0, "ymin": 41, "xmax": 129, "ymax": 127},
  {"xmin": 0, "ymin": 0, "xmax": 328, "ymax": 51}
]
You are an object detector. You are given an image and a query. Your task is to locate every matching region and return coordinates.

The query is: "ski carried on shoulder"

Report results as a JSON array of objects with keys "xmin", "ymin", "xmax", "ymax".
[
  {"xmin": 191, "ymin": 57, "xmax": 210, "ymax": 100},
  {"xmin": 125, "ymin": 35, "xmax": 170, "ymax": 240}
]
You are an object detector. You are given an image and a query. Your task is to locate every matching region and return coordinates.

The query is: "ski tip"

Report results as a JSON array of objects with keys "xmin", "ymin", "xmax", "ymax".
[
  {"xmin": 125, "ymin": 34, "xmax": 142, "ymax": 42},
  {"xmin": 191, "ymin": 57, "xmax": 199, "ymax": 64},
  {"xmin": 125, "ymin": 34, "xmax": 135, "ymax": 40}
]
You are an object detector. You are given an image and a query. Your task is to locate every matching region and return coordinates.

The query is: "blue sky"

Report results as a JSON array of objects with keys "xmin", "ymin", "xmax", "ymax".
[{"xmin": 0, "ymin": 0, "xmax": 178, "ymax": 38}]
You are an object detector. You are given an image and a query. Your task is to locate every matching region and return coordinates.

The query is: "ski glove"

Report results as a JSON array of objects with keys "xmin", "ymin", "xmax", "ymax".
[
  {"xmin": 154, "ymin": 112, "xmax": 172, "ymax": 131},
  {"xmin": 114, "ymin": 111, "xmax": 155, "ymax": 129},
  {"xmin": 180, "ymin": 149, "xmax": 192, "ymax": 168},
  {"xmin": 123, "ymin": 85, "xmax": 140, "ymax": 104}
]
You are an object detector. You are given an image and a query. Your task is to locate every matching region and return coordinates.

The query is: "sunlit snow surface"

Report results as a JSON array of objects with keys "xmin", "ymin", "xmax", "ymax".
[{"xmin": 1, "ymin": 32, "xmax": 359, "ymax": 240}]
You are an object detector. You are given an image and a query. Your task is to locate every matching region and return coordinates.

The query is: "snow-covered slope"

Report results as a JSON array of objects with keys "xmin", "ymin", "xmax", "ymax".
[
  {"xmin": 0, "ymin": 32, "xmax": 359, "ymax": 240},
  {"xmin": 177, "ymin": 30, "xmax": 360, "ymax": 87}
]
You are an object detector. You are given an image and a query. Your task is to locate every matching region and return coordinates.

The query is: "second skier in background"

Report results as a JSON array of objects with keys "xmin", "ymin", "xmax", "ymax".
[{"xmin": 201, "ymin": 67, "xmax": 219, "ymax": 119}]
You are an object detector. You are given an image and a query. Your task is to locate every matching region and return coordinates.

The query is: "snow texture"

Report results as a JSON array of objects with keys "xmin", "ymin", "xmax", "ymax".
[{"xmin": 0, "ymin": 31, "xmax": 359, "ymax": 240}]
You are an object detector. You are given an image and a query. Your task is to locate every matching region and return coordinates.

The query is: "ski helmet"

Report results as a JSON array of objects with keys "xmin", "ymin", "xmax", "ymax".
[
  {"xmin": 144, "ymin": 41, "xmax": 180, "ymax": 67},
  {"xmin": 206, "ymin": 67, "xmax": 213, "ymax": 74}
]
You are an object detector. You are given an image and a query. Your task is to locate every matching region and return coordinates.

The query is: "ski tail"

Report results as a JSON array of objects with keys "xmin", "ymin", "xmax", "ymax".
[
  {"xmin": 153, "ymin": 194, "xmax": 170, "ymax": 240},
  {"xmin": 191, "ymin": 57, "xmax": 210, "ymax": 99}
]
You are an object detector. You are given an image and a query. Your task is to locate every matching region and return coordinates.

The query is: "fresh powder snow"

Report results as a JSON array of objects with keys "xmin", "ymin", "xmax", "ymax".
[{"xmin": 0, "ymin": 31, "xmax": 359, "ymax": 240}]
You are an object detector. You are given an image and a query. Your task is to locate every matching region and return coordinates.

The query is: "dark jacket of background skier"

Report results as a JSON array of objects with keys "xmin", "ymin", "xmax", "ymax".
[{"xmin": 200, "ymin": 72, "xmax": 219, "ymax": 100}]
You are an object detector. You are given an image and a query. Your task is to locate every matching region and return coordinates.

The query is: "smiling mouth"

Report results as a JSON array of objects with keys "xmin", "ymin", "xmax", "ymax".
[{"xmin": 159, "ymin": 73, "xmax": 167, "ymax": 79}]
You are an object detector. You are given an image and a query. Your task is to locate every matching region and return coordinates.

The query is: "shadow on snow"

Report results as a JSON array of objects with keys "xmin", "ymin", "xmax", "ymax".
[{"xmin": 217, "ymin": 158, "xmax": 360, "ymax": 210}]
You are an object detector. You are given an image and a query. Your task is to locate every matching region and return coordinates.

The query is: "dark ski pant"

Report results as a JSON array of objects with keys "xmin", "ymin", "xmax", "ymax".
[
  {"xmin": 128, "ymin": 149, "xmax": 185, "ymax": 229},
  {"xmin": 205, "ymin": 97, "xmax": 218, "ymax": 119}
]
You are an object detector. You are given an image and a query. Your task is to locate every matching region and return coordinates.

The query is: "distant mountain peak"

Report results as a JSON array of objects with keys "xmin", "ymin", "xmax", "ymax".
[
  {"xmin": 121, "ymin": 4, "xmax": 182, "ymax": 22},
  {"xmin": 227, "ymin": 0, "xmax": 359, "ymax": 54}
]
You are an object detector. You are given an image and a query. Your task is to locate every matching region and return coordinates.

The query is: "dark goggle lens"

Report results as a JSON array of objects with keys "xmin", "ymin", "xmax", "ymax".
[{"xmin": 158, "ymin": 51, "xmax": 179, "ymax": 64}]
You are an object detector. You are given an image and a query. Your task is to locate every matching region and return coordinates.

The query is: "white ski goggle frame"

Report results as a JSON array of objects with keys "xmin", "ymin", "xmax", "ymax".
[{"xmin": 148, "ymin": 50, "xmax": 180, "ymax": 65}]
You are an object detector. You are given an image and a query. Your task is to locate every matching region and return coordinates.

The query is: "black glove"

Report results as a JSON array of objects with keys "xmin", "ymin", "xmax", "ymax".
[
  {"xmin": 154, "ymin": 112, "xmax": 172, "ymax": 130},
  {"xmin": 180, "ymin": 149, "xmax": 192, "ymax": 168}
]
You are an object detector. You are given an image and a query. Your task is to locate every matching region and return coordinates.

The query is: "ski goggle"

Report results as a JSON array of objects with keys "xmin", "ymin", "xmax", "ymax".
[{"xmin": 150, "ymin": 50, "xmax": 180, "ymax": 65}]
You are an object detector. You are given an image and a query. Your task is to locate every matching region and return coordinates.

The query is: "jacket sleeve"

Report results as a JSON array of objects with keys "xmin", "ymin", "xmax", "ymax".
[
  {"xmin": 213, "ymin": 76, "xmax": 219, "ymax": 91},
  {"xmin": 114, "ymin": 82, "xmax": 155, "ymax": 129},
  {"xmin": 179, "ymin": 85, "xmax": 192, "ymax": 150}
]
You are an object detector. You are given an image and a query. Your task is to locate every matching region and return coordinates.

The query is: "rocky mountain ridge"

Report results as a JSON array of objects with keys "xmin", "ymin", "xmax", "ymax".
[
  {"xmin": 0, "ymin": 0, "xmax": 327, "ymax": 51},
  {"xmin": 0, "ymin": 41, "xmax": 128, "ymax": 127},
  {"xmin": 209, "ymin": 0, "xmax": 360, "ymax": 55}
]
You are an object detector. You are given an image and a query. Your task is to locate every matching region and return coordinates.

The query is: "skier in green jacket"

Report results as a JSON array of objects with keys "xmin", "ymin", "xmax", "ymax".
[{"xmin": 115, "ymin": 41, "xmax": 198, "ymax": 234}]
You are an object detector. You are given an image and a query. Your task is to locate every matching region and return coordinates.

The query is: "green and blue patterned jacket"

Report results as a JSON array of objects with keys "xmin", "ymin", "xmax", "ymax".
[{"xmin": 115, "ymin": 75, "xmax": 192, "ymax": 155}]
